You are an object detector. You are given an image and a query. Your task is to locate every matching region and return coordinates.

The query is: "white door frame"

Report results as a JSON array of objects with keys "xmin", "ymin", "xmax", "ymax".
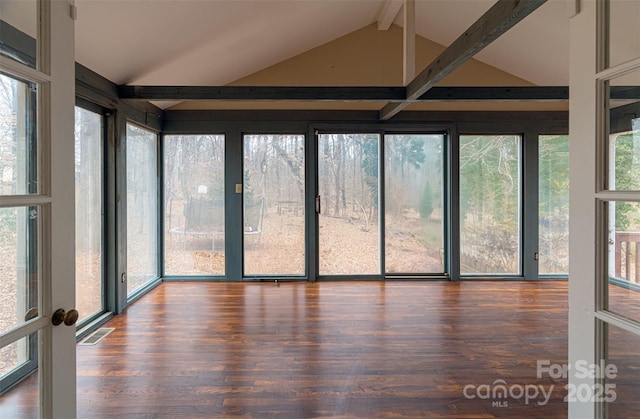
[{"xmin": 568, "ymin": 1, "xmax": 598, "ymax": 417}]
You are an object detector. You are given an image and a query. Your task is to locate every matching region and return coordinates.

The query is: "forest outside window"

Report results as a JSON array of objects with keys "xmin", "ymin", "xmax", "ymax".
[
  {"xmin": 74, "ymin": 106, "xmax": 104, "ymax": 322},
  {"xmin": 243, "ymin": 134, "xmax": 305, "ymax": 276},
  {"xmin": 538, "ymin": 135, "xmax": 569, "ymax": 275},
  {"xmin": 384, "ymin": 134, "xmax": 445, "ymax": 274},
  {"xmin": 164, "ymin": 135, "xmax": 225, "ymax": 276},
  {"xmin": 318, "ymin": 133, "xmax": 380, "ymax": 276},
  {"xmin": 126, "ymin": 123, "xmax": 159, "ymax": 295},
  {"xmin": 459, "ymin": 135, "xmax": 521, "ymax": 275}
]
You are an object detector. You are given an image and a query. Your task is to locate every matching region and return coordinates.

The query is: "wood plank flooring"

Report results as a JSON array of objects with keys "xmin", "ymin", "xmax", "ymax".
[{"xmin": 1, "ymin": 281, "xmax": 638, "ymax": 418}]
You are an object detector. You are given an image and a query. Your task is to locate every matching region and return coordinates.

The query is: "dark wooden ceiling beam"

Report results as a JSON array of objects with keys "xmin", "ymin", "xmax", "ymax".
[
  {"xmin": 379, "ymin": 0, "xmax": 548, "ymax": 120},
  {"xmin": 118, "ymin": 85, "xmax": 640, "ymax": 103},
  {"xmin": 420, "ymin": 86, "xmax": 568, "ymax": 101},
  {"xmin": 119, "ymin": 85, "xmax": 575, "ymax": 102},
  {"xmin": 118, "ymin": 86, "xmax": 406, "ymax": 102},
  {"xmin": 611, "ymin": 86, "xmax": 640, "ymax": 101}
]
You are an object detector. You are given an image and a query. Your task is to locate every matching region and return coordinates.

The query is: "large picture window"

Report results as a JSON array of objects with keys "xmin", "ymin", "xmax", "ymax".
[
  {"xmin": 538, "ymin": 135, "xmax": 569, "ymax": 275},
  {"xmin": 459, "ymin": 135, "xmax": 521, "ymax": 275},
  {"xmin": 74, "ymin": 106, "xmax": 104, "ymax": 321},
  {"xmin": 164, "ymin": 135, "xmax": 225, "ymax": 276},
  {"xmin": 126, "ymin": 123, "xmax": 159, "ymax": 295},
  {"xmin": 243, "ymin": 134, "xmax": 305, "ymax": 276}
]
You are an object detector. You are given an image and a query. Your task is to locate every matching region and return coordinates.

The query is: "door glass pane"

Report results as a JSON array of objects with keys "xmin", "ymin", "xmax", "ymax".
[
  {"xmin": 384, "ymin": 134, "xmax": 445, "ymax": 274},
  {"xmin": 126, "ymin": 124, "xmax": 158, "ymax": 295},
  {"xmin": 0, "ymin": 73, "xmax": 37, "ymax": 195},
  {"xmin": 460, "ymin": 135, "xmax": 521, "ymax": 275},
  {"xmin": 608, "ymin": 200, "xmax": 640, "ymax": 323},
  {"xmin": 609, "ymin": 0, "xmax": 640, "ymax": 68},
  {"xmin": 609, "ymin": 131, "xmax": 640, "ymax": 191},
  {"xmin": 0, "ymin": 338, "xmax": 25, "ymax": 377},
  {"xmin": 243, "ymin": 135, "xmax": 305, "ymax": 276},
  {"xmin": 74, "ymin": 107, "xmax": 103, "ymax": 322},
  {"xmin": 0, "ymin": 206, "xmax": 38, "ymax": 335},
  {"xmin": 0, "ymin": 333, "xmax": 36, "ymax": 396},
  {"xmin": 164, "ymin": 135, "xmax": 225, "ymax": 275},
  {"xmin": 0, "ymin": 0, "xmax": 38, "ymax": 68},
  {"xmin": 318, "ymin": 133, "xmax": 380, "ymax": 276},
  {"xmin": 539, "ymin": 135, "xmax": 569, "ymax": 275},
  {"xmin": 607, "ymin": 68, "xmax": 640, "ymax": 190},
  {"xmin": 605, "ymin": 322, "xmax": 640, "ymax": 417},
  {"xmin": 0, "ymin": 338, "xmax": 38, "ymax": 417}
]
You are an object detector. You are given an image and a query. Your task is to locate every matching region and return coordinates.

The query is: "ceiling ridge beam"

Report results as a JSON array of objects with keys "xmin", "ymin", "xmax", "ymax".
[
  {"xmin": 118, "ymin": 85, "xmax": 582, "ymax": 102},
  {"xmin": 379, "ymin": 0, "xmax": 549, "ymax": 120},
  {"xmin": 377, "ymin": 0, "xmax": 404, "ymax": 30}
]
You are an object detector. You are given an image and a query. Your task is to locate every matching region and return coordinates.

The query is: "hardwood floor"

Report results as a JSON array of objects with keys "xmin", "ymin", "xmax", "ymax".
[{"xmin": 1, "ymin": 281, "xmax": 638, "ymax": 418}]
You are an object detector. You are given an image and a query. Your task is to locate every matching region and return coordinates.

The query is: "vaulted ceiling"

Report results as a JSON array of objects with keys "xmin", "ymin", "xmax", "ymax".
[
  {"xmin": 1, "ymin": 0, "xmax": 573, "ymax": 111},
  {"xmin": 72, "ymin": 0, "xmax": 569, "ymax": 88}
]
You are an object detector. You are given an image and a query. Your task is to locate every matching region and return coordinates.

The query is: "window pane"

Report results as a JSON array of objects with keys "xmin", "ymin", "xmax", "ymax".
[
  {"xmin": 385, "ymin": 134, "xmax": 445, "ymax": 274},
  {"xmin": 126, "ymin": 124, "xmax": 158, "ymax": 295},
  {"xmin": 0, "ymin": 73, "xmax": 37, "ymax": 195},
  {"xmin": 0, "ymin": 0, "xmax": 38, "ymax": 68},
  {"xmin": 164, "ymin": 135, "xmax": 225, "ymax": 275},
  {"xmin": 318, "ymin": 133, "xmax": 380, "ymax": 276},
  {"xmin": 460, "ymin": 135, "xmax": 521, "ymax": 275},
  {"xmin": 609, "ymin": 0, "xmax": 640, "ymax": 68},
  {"xmin": 74, "ymin": 107, "xmax": 103, "ymax": 322},
  {"xmin": 0, "ymin": 206, "xmax": 38, "ymax": 335},
  {"xmin": 539, "ymin": 135, "xmax": 569, "ymax": 275},
  {"xmin": 608, "ymin": 201, "xmax": 640, "ymax": 324},
  {"xmin": 243, "ymin": 135, "xmax": 305, "ymax": 276}
]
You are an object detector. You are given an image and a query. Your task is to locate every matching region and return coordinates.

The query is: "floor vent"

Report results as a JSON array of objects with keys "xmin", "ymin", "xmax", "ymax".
[{"xmin": 79, "ymin": 328, "xmax": 115, "ymax": 345}]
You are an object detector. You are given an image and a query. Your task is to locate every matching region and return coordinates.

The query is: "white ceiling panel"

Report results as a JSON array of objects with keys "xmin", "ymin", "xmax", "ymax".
[{"xmin": 75, "ymin": 0, "xmax": 382, "ymax": 85}]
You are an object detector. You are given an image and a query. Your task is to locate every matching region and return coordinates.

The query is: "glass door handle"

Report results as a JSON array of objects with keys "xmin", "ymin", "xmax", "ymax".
[
  {"xmin": 51, "ymin": 308, "xmax": 79, "ymax": 326},
  {"xmin": 315, "ymin": 195, "xmax": 321, "ymax": 214}
]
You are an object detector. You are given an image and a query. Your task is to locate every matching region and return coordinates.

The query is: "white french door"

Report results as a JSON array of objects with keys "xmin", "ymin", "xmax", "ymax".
[
  {"xmin": 0, "ymin": 1, "xmax": 76, "ymax": 417},
  {"xmin": 569, "ymin": 0, "xmax": 640, "ymax": 417}
]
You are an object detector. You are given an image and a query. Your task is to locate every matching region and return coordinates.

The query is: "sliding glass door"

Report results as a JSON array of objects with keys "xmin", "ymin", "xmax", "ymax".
[
  {"xmin": 384, "ymin": 134, "xmax": 445, "ymax": 274},
  {"xmin": 317, "ymin": 133, "xmax": 380, "ymax": 276}
]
